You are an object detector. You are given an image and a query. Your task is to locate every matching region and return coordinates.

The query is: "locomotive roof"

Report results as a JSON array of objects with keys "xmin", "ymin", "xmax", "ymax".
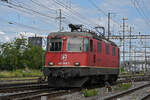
[
  {"xmin": 48, "ymin": 32, "xmax": 117, "ymax": 46},
  {"xmin": 49, "ymin": 32, "xmax": 93, "ymax": 37}
]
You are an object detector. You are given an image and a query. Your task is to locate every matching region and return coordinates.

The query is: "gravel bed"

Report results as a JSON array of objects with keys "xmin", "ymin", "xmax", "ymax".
[{"xmin": 50, "ymin": 81, "xmax": 149, "ymax": 100}]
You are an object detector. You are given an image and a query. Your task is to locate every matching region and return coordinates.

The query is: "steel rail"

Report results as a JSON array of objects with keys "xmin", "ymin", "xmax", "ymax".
[
  {"xmin": 103, "ymin": 82, "xmax": 150, "ymax": 100},
  {"xmin": 14, "ymin": 89, "xmax": 79, "ymax": 100},
  {"xmin": 0, "ymin": 82, "xmax": 47, "ymax": 93},
  {"xmin": 0, "ymin": 88, "xmax": 55, "ymax": 100}
]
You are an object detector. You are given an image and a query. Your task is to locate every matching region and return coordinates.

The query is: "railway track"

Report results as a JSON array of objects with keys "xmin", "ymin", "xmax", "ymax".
[
  {"xmin": 0, "ymin": 75, "xmax": 150, "ymax": 100},
  {"xmin": 0, "ymin": 77, "xmax": 42, "ymax": 86},
  {"xmin": 0, "ymin": 88, "xmax": 54, "ymax": 100},
  {"xmin": 0, "ymin": 88, "xmax": 79, "ymax": 100},
  {"xmin": 141, "ymin": 93, "xmax": 150, "ymax": 100},
  {"xmin": 103, "ymin": 82, "xmax": 150, "ymax": 100},
  {"xmin": 0, "ymin": 77, "xmax": 43, "ymax": 88},
  {"xmin": 0, "ymin": 82, "xmax": 47, "ymax": 93}
]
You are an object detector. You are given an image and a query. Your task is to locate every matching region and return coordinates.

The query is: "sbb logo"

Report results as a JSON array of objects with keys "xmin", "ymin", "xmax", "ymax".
[{"xmin": 61, "ymin": 54, "xmax": 67, "ymax": 61}]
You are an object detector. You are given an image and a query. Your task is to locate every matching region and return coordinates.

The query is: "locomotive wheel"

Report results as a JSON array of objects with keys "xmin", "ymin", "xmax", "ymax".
[{"xmin": 107, "ymin": 75, "xmax": 118, "ymax": 84}]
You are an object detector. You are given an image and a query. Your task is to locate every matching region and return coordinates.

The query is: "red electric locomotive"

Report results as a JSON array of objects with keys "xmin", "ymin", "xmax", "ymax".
[{"xmin": 43, "ymin": 24, "xmax": 120, "ymax": 87}]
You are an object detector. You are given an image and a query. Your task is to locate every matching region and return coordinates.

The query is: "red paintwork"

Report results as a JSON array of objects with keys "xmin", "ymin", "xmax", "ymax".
[
  {"xmin": 45, "ymin": 52, "xmax": 88, "ymax": 67},
  {"xmin": 45, "ymin": 34, "xmax": 120, "ymax": 68}
]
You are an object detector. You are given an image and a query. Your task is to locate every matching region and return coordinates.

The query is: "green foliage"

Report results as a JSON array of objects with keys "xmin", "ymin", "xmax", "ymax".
[
  {"xmin": 82, "ymin": 89, "xmax": 99, "ymax": 97},
  {"xmin": 120, "ymin": 67, "xmax": 125, "ymax": 73},
  {"xmin": 114, "ymin": 83, "xmax": 132, "ymax": 91},
  {"xmin": 121, "ymin": 83, "xmax": 132, "ymax": 90},
  {"xmin": 0, "ymin": 69, "xmax": 42, "ymax": 77},
  {"xmin": 0, "ymin": 37, "xmax": 45, "ymax": 71}
]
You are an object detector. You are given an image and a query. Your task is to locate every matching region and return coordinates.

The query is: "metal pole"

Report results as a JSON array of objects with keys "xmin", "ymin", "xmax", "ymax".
[
  {"xmin": 56, "ymin": 9, "xmax": 65, "ymax": 32},
  {"xmin": 129, "ymin": 26, "xmax": 132, "ymax": 72},
  {"xmin": 145, "ymin": 39, "xmax": 147, "ymax": 73},
  {"xmin": 134, "ymin": 49, "xmax": 136, "ymax": 74},
  {"xmin": 122, "ymin": 18, "xmax": 128, "ymax": 65},
  {"xmin": 108, "ymin": 12, "xmax": 111, "ymax": 40},
  {"xmin": 59, "ymin": 9, "xmax": 62, "ymax": 32}
]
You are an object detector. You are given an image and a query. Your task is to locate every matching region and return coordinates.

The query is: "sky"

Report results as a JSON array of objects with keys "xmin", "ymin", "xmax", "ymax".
[
  {"xmin": 0, "ymin": 0, "xmax": 150, "ymax": 43},
  {"xmin": 1, "ymin": 0, "xmax": 150, "ymax": 62}
]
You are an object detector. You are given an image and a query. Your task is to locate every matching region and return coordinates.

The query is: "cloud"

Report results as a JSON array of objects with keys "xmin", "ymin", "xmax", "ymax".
[
  {"xmin": 0, "ymin": 35, "xmax": 12, "ymax": 43},
  {"xmin": 0, "ymin": 31, "xmax": 5, "ymax": 35},
  {"xmin": 4, "ymin": 36, "xmax": 10, "ymax": 41}
]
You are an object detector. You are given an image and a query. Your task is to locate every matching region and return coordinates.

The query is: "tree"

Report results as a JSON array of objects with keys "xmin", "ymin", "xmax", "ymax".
[
  {"xmin": 0, "ymin": 37, "xmax": 45, "ymax": 70},
  {"xmin": 23, "ymin": 44, "xmax": 44, "ymax": 69}
]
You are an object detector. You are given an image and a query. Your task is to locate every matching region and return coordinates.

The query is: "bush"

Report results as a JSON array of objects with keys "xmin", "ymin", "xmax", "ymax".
[
  {"xmin": 82, "ymin": 89, "xmax": 99, "ymax": 97},
  {"xmin": 114, "ymin": 83, "xmax": 132, "ymax": 91},
  {"xmin": 121, "ymin": 83, "xmax": 132, "ymax": 90}
]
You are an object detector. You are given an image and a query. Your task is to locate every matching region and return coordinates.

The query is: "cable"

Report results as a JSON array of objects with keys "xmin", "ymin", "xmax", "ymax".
[
  {"xmin": 0, "ymin": 17, "xmax": 50, "ymax": 32},
  {"xmin": 87, "ymin": 0, "xmax": 120, "ymax": 25},
  {"xmin": 1, "ymin": 0, "xmax": 56, "ymax": 19},
  {"xmin": 11, "ymin": 1, "xmax": 56, "ymax": 19},
  {"xmin": 88, "ymin": 0, "xmax": 107, "ymax": 16},
  {"xmin": 30, "ymin": 0, "xmax": 57, "ymax": 14},
  {"xmin": 0, "ymin": 2, "xmax": 57, "ymax": 27},
  {"xmin": 52, "ymin": 0, "xmax": 97, "ymax": 28},
  {"xmin": 135, "ymin": 0, "xmax": 150, "ymax": 23},
  {"xmin": 131, "ymin": 0, "xmax": 150, "ymax": 27},
  {"xmin": 141, "ymin": 0, "xmax": 150, "ymax": 17}
]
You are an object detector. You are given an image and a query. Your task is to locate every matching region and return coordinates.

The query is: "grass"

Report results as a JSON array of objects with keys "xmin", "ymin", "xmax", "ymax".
[
  {"xmin": 82, "ymin": 89, "xmax": 99, "ymax": 97},
  {"xmin": 114, "ymin": 83, "xmax": 132, "ymax": 91},
  {"xmin": 0, "ymin": 69, "xmax": 43, "ymax": 78}
]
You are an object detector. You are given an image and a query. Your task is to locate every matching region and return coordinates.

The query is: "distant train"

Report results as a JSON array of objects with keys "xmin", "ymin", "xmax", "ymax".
[{"xmin": 43, "ymin": 24, "xmax": 120, "ymax": 87}]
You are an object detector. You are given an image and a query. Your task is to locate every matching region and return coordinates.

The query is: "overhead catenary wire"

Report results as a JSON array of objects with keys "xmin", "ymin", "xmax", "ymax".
[
  {"xmin": 0, "ymin": 0, "xmax": 78, "ymax": 29},
  {"xmin": 0, "ymin": 0, "xmax": 74, "ymax": 33},
  {"xmin": 87, "ymin": 0, "xmax": 121, "ymax": 26},
  {"xmin": 9, "ymin": 1, "xmax": 56, "ymax": 19},
  {"xmin": 30, "ymin": 0, "xmax": 57, "ymax": 14},
  {"xmin": 0, "ymin": 0, "xmax": 116, "ymax": 34},
  {"xmin": 0, "ymin": 0, "xmax": 56, "ymax": 20},
  {"xmin": 2, "ymin": 3, "xmax": 58, "ymax": 27},
  {"xmin": 0, "ymin": 0, "xmax": 89, "ymax": 33},
  {"xmin": 141, "ymin": 0, "xmax": 150, "ymax": 17},
  {"xmin": 27, "ymin": 0, "xmax": 74, "ymax": 28},
  {"xmin": 1, "ymin": 0, "xmax": 98, "ymax": 29},
  {"xmin": 131, "ymin": 0, "xmax": 150, "ymax": 27},
  {"xmin": 0, "ymin": 18, "xmax": 50, "ymax": 32},
  {"xmin": 134, "ymin": 0, "xmax": 150, "ymax": 24},
  {"xmin": 0, "ymin": 1, "xmax": 58, "ymax": 27},
  {"xmin": 52, "ymin": 0, "xmax": 98, "ymax": 28}
]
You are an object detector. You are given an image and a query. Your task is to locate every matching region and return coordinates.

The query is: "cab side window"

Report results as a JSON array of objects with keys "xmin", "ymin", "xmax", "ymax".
[
  {"xmin": 90, "ymin": 40, "xmax": 93, "ymax": 52},
  {"xmin": 84, "ymin": 38, "xmax": 89, "ymax": 52},
  {"xmin": 105, "ymin": 44, "xmax": 109, "ymax": 55},
  {"xmin": 97, "ymin": 42, "xmax": 102, "ymax": 53},
  {"xmin": 112, "ymin": 47, "xmax": 115, "ymax": 56}
]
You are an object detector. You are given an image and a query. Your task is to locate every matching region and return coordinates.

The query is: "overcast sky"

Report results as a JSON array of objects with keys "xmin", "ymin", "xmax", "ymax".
[{"xmin": 0, "ymin": 0, "xmax": 150, "ymax": 43}]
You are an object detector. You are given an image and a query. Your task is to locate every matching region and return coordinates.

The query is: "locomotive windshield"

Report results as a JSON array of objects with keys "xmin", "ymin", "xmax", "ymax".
[
  {"xmin": 47, "ymin": 38, "xmax": 62, "ymax": 51},
  {"xmin": 67, "ymin": 37, "xmax": 83, "ymax": 52}
]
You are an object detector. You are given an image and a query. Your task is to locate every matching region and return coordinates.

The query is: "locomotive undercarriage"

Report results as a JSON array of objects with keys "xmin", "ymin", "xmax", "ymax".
[{"xmin": 43, "ymin": 67, "xmax": 119, "ymax": 87}]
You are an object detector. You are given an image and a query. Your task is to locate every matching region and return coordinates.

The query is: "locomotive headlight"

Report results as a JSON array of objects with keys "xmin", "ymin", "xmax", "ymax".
[
  {"xmin": 48, "ymin": 62, "xmax": 54, "ymax": 66},
  {"xmin": 74, "ymin": 62, "xmax": 80, "ymax": 66}
]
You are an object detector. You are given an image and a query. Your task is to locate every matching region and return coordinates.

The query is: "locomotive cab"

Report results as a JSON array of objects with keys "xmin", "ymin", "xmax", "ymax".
[{"xmin": 45, "ymin": 34, "xmax": 89, "ymax": 67}]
